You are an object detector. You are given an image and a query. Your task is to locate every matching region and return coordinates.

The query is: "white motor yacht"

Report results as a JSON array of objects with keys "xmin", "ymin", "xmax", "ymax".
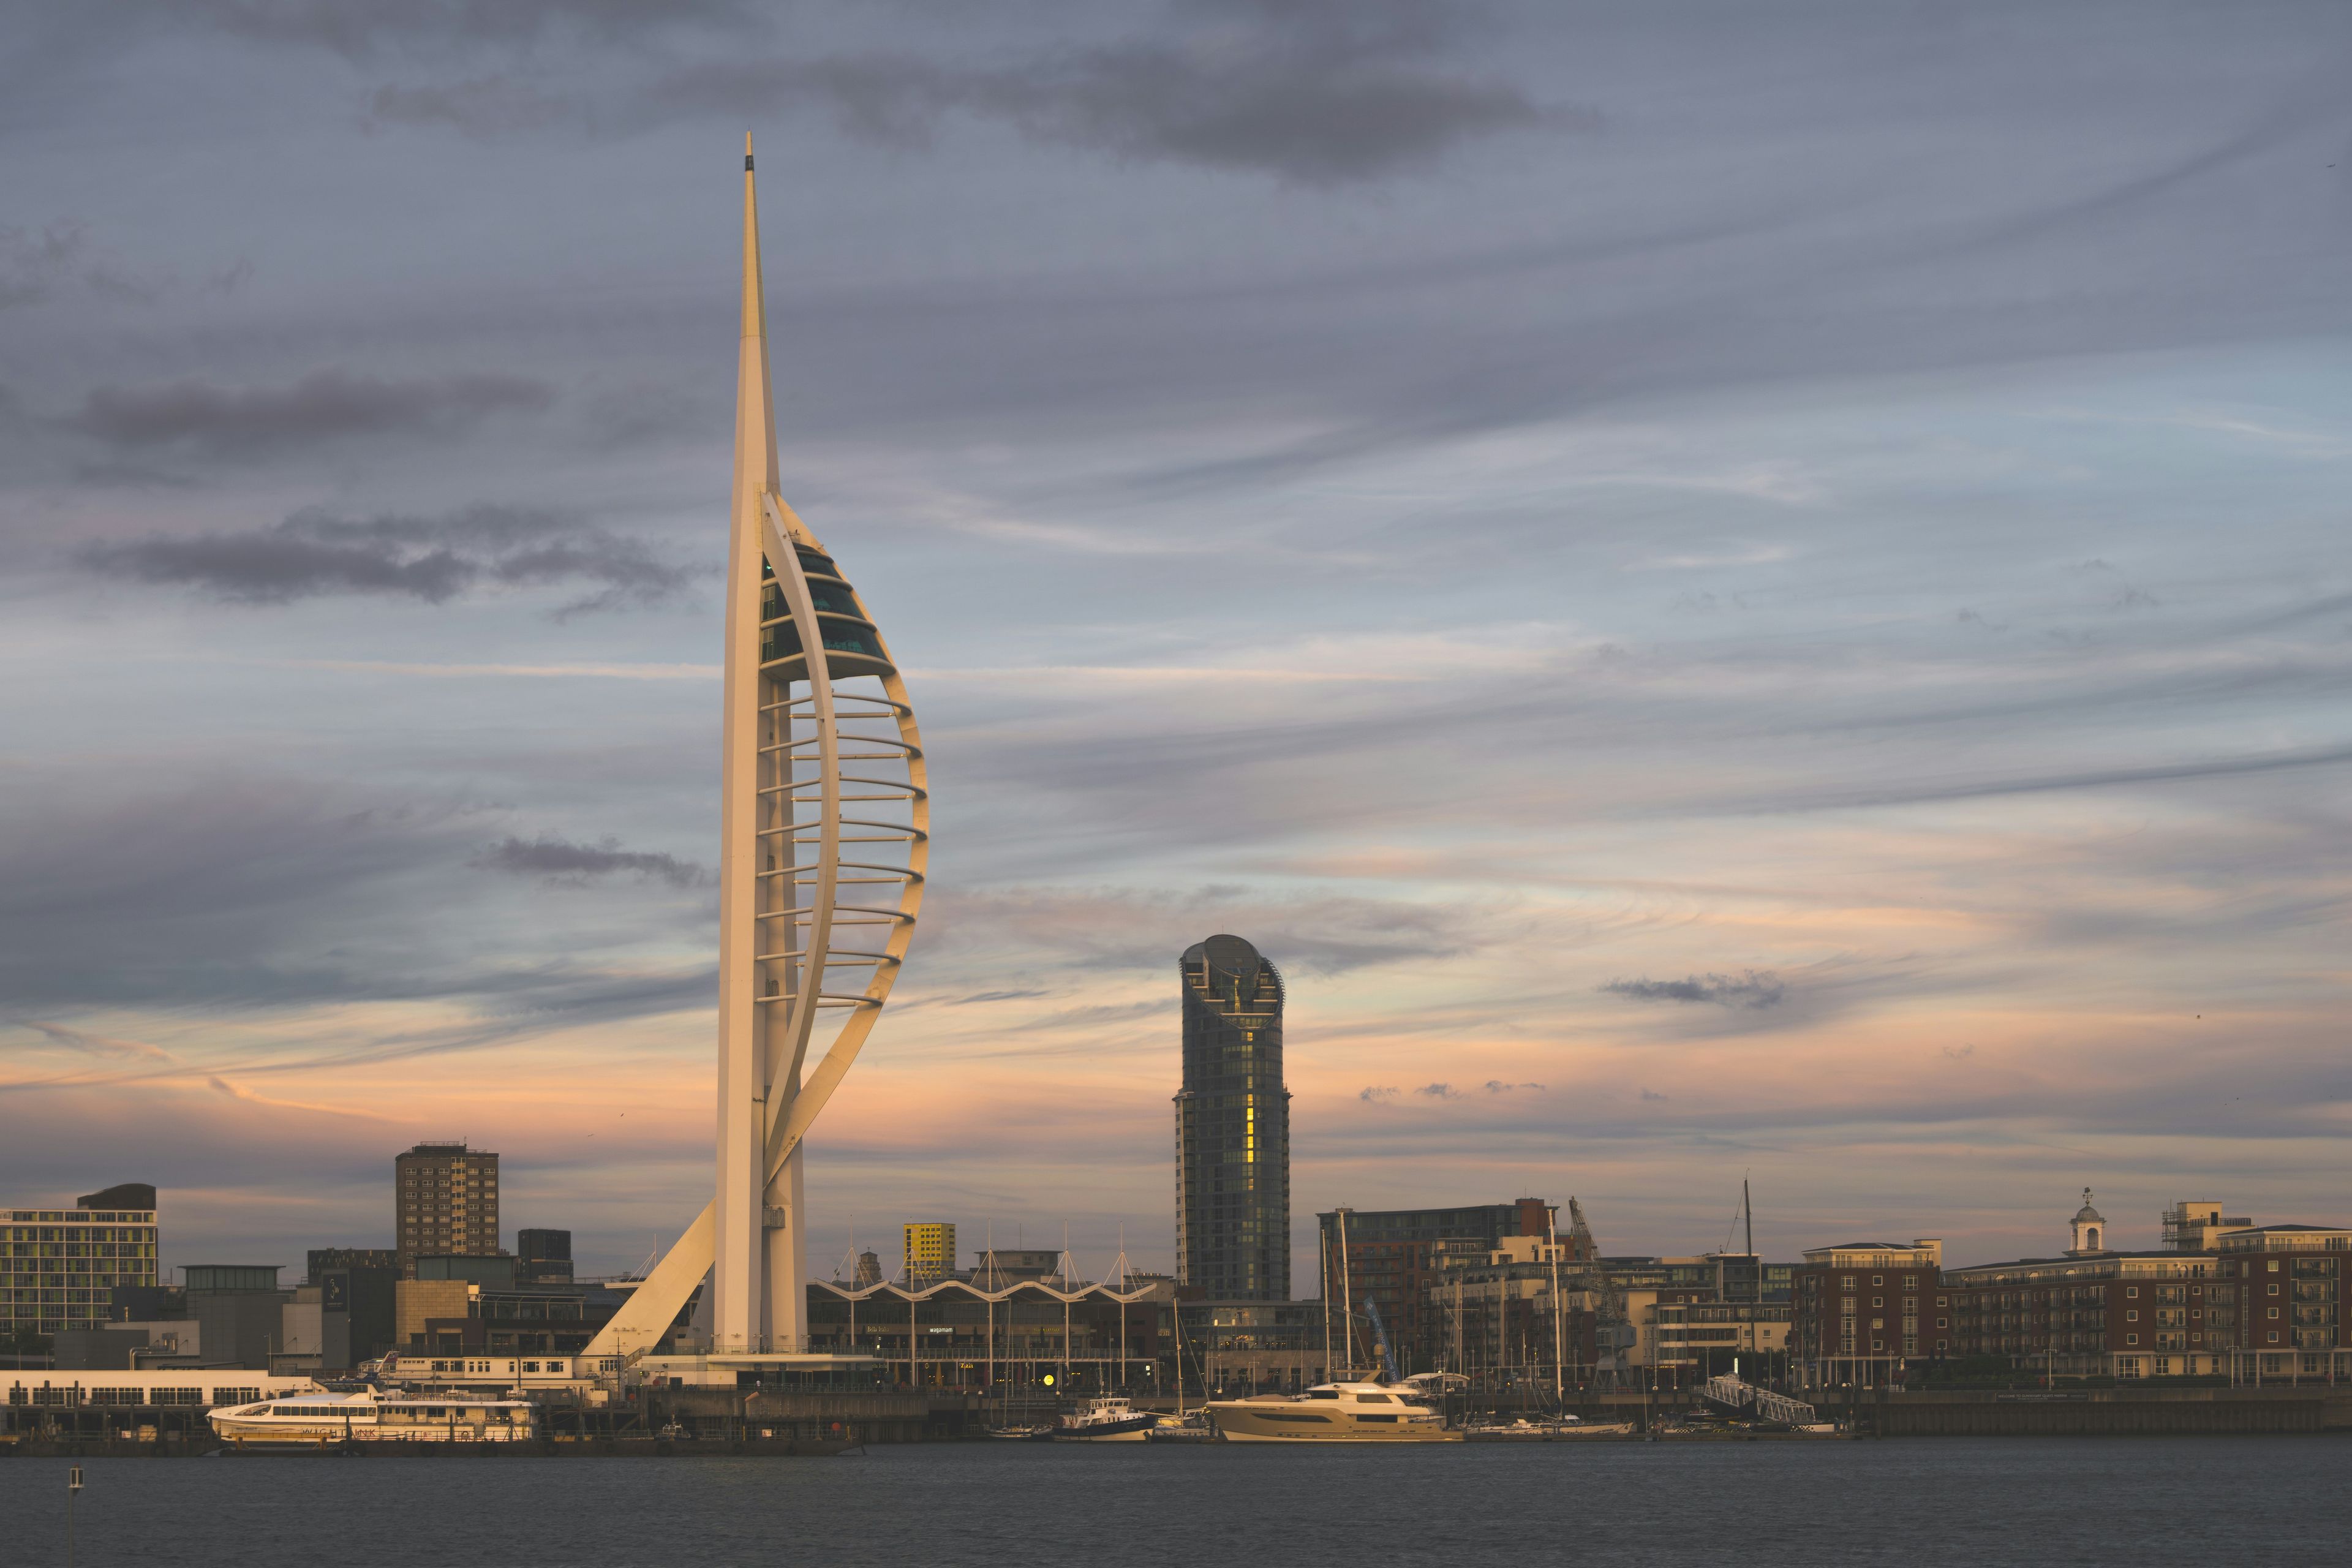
[
  {"xmin": 209, "ymin": 1389, "xmax": 538, "ymax": 1446},
  {"xmin": 1205, "ymin": 1381, "xmax": 1461, "ymax": 1443}
]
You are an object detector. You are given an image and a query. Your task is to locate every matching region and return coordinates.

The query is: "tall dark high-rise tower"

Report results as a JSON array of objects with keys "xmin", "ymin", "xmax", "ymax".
[{"xmin": 1176, "ymin": 934, "xmax": 1291, "ymax": 1300}]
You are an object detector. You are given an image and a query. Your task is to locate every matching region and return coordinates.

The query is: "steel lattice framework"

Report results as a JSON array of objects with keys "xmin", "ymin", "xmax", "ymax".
[{"xmin": 584, "ymin": 140, "xmax": 927, "ymax": 1357}]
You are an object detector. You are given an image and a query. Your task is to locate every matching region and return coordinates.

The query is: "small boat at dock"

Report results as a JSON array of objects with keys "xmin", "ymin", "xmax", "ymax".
[
  {"xmin": 1144, "ymin": 1411, "xmax": 1215, "ymax": 1444},
  {"xmin": 1055, "ymin": 1395, "xmax": 1159, "ymax": 1440}
]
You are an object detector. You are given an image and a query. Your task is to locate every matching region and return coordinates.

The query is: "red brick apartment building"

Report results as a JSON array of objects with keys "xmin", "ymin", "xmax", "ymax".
[
  {"xmin": 1789, "ymin": 1238, "xmax": 1944, "ymax": 1389},
  {"xmin": 1792, "ymin": 1196, "xmax": 2352, "ymax": 1388}
]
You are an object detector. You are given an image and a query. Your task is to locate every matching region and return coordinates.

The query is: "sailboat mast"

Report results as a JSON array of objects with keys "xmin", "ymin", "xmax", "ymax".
[
  {"xmin": 1319, "ymin": 1224, "xmax": 1332, "ymax": 1385},
  {"xmin": 1547, "ymin": 1205, "xmax": 1565, "ymax": 1412},
  {"xmin": 1743, "ymin": 1178, "xmax": 1756, "ymax": 1372},
  {"xmin": 1338, "ymin": 1210, "xmax": 1354, "ymax": 1376}
]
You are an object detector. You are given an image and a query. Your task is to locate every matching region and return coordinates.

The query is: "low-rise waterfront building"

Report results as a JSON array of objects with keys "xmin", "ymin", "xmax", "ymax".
[
  {"xmin": 807, "ymin": 1275, "xmax": 1179, "ymax": 1393},
  {"xmin": 185, "ymin": 1265, "xmax": 292, "ymax": 1371},
  {"xmin": 393, "ymin": 1271, "xmax": 628, "ymax": 1358},
  {"xmin": 1319, "ymin": 1198, "xmax": 1556, "ymax": 1373},
  {"xmin": 518, "ymin": 1229, "xmax": 574, "ymax": 1286},
  {"xmin": 1649, "ymin": 1298, "xmax": 1791, "ymax": 1382},
  {"xmin": 309, "ymin": 1256, "xmax": 398, "ymax": 1368},
  {"xmin": 1796, "ymin": 1197, "xmax": 2352, "ymax": 1387},
  {"xmin": 307, "ymin": 1246, "xmax": 397, "ymax": 1277},
  {"xmin": 1604, "ymin": 1252, "xmax": 1793, "ymax": 1303},
  {"xmin": 1944, "ymin": 1248, "xmax": 2231, "ymax": 1378},
  {"xmin": 966, "ymin": 1248, "xmax": 1062, "ymax": 1285},
  {"xmin": 2, "ymin": 1368, "xmax": 322, "ymax": 1411},
  {"xmin": 1423, "ymin": 1233, "xmax": 1597, "ymax": 1389},
  {"xmin": 1184, "ymin": 1298, "xmax": 1328, "ymax": 1394},
  {"xmin": 1942, "ymin": 1202, "xmax": 2352, "ymax": 1382},
  {"xmin": 2210, "ymin": 1224, "xmax": 2352, "ymax": 1379}
]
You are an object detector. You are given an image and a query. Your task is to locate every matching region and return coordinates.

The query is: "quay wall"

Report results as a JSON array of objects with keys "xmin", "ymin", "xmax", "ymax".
[{"xmin": 1836, "ymin": 1388, "xmax": 2352, "ymax": 1437}]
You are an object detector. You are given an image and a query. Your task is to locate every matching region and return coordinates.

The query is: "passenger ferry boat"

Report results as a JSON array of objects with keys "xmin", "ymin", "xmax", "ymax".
[
  {"xmin": 1055, "ymin": 1395, "xmax": 1159, "ymax": 1440},
  {"xmin": 1205, "ymin": 1381, "xmax": 1460, "ymax": 1443},
  {"xmin": 209, "ymin": 1389, "xmax": 539, "ymax": 1446}
]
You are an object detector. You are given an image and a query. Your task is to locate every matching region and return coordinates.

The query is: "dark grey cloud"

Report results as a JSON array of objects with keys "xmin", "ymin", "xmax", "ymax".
[
  {"xmin": 80, "ymin": 503, "xmax": 692, "ymax": 613},
  {"xmin": 652, "ymin": 47, "xmax": 1562, "ymax": 185},
  {"xmin": 368, "ymin": 75, "xmax": 571, "ymax": 136},
  {"xmin": 1359, "ymin": 1085, "xmax": 1399, "ymax": 1103},
  {"xmin": 1604, "ymin": 971, "xmax": 1787, "ymax": 1009},
  {"xmin": 921, "ymin": 885, "xmax": 1494, "ymax": 977},
  {"xmin": 0, "ymin": 776, "xmax": 475, "ymax": 1009},
  {"xmin": 1483, "ymin": 1079, "xmax": 1544, "ymax": 1095},
  {"xmin": 61, "ymin": 369, "xmax": 553, "ymax": 459},
  {"xmin": 0, "ymin": 774, "xmax": 716, "ymax": 1036},
  {"xmin": 170, "ymin": 0, "xmax": 751, "ymax": 56},
  {"xmin": 380, "ymin": 0, "xmax": 1574, "ymax": 183},
  {"xmin": 0, "ymin": 223, "xmax": 153, "ymax": 309},
  {"xmin": 471, "ymin": 834, "xmax": 707, "ymax": 889},
  {"xmin": 1414, "ymin": 1082, "xmax": 1457, "ymax": 1099},
  {"xmin": 296, "ymin": 965, "xmax": 718, "ymax": 1068},
  {"xmin": 1753, "ymin": 741, "xmax": 2352, "ymax": 816}
]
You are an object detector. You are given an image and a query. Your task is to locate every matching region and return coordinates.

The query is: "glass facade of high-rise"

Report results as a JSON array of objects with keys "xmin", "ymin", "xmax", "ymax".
[{"xmin": 1175, "ymin": 935, "xmax": 1291, "ymax": 1301}]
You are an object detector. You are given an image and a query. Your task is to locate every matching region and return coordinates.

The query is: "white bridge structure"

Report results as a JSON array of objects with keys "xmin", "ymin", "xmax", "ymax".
[
  {"xmin": 584, "ymin": 138, "xmax": 929, "ymax": 1360},
  {"xmin": 1699, "ymin": 1373, "xmax": 1817, "ymax": 1427}
]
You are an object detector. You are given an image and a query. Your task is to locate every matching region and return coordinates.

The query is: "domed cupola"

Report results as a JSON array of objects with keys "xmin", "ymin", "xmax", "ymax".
[{"xmin": 2066, "ymin": 1188, "xmax": 2108, "ymax": 1256}]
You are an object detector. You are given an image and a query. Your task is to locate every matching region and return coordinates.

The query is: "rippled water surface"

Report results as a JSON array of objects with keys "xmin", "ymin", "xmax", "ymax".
[{"xmin": 6, "ymin": 1438, "xmax": 2346, "ymax": 1566}]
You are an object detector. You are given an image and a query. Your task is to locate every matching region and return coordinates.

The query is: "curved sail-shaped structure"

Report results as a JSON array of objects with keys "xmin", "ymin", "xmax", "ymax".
[{"xmin": 585, "ymin": 140, "xmax": 928, "ymax": 1357}]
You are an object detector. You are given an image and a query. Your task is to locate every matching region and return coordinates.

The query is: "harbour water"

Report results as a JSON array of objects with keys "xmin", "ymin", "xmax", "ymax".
[{"xmin": 5, "ymin": 1438, "xmax": 2345, "ymax": 1565}]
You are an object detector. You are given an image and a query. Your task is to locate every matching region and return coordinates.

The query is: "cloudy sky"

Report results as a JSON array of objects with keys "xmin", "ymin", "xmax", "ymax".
[{"xmin": 4, "ymin": 0, "xmax": 2349, "ymax": 1283}]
